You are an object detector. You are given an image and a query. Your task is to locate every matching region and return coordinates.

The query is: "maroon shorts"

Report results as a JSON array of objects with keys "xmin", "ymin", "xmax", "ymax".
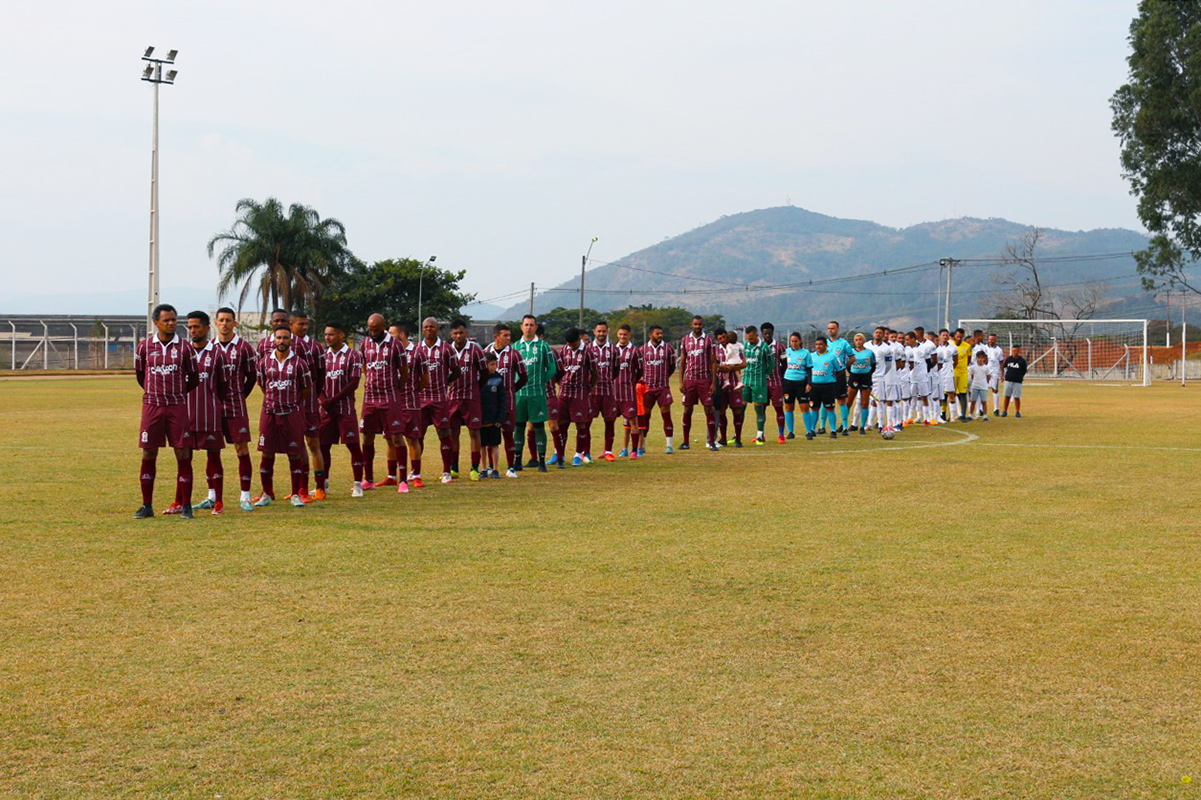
[
  {"xmin": 767, "ymin": 382, "xmax": 784, "ymax": 404},
  {"xmin": 547, "ymin": 393, "xmax": 561, "ymax": 421},
  {"xmin": 421, "ymin": 399, "xmax": 452, "ymax": 432},
  {"xmin": 396, "ymin": 408, "xmax": 423, "ymax": 440},
  {"xmin": 222, "ymin": 414, "xmax": 252, "ymax": 444},
  {"xmin": 641, "ymin": 386, "xmax": 674, "ymax": 410},
  {"xmin": 682, "ymin": 380, "xmax": 714, "ymax": 407},
  {"xmin": 361, "ymin": 400, "xmax": 404, "ymax": 437},
  {"xmin": 191, "ymin": 429, "xmax": 225, "ymax": 451},
  {"xmin": 139, "ymin": 403, "xmax": 190, "ymax": 449},
  {"xmin": 724, "ymin": 385, "xmax": 745, "ymax": 409},
  {"xmin": 590, "ymin": 394, "xmax": 619, "ymax": 421},
  {"xmin": 617, "ymin": 398, "xmax": 639, "ymax": 422},
  {"xmin": 304, "ymin": 409, "xmax": 321, "ymax": 437},
  {"xmin": 449, "ymin": 397, "xmax": 483, "ymax": 430},
  {"xmin": 319, "ymin": 410, "xmax": 360, "ymax": 446},
  {"xmin": 258, "ymin": 410, "xmax": 305, "ymax": 456},
  {"xmin": 558, "ymin": 394, "xmax": 592, "ymax": 426}
]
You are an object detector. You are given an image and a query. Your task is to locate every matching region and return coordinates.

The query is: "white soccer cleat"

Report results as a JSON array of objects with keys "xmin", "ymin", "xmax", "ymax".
[
  {"xmin": 440, "ymin": 472, "xmax": 453, "ymax": 484},
  {"xmin": 505, "ymin": 468, "xmax": 518, "ymax": 478},
  {"xmin": 352, "ymin": 482, "xmax": 364, "ymax": 498}
]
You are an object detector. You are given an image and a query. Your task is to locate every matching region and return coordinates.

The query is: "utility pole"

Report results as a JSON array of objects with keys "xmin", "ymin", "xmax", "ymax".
[
  {"xmin": 939, "ymin": 257, "xmax": 959, "ymax": 331},
  {"xmin": 141, "ymin": 47, "xmax": 178, "ymax": 337},
  {"xmin": 528, "ymin": 282, "xmax": 535, "ymax": 316},
  {"xmin": 580, "ymin": 237, "xmax": 597, "ymax": 329}
]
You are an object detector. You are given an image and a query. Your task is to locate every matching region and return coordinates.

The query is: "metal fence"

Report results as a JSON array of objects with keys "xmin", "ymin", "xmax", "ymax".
[{"xmin": 0, "ymin": 315, "xmax": 150, "ymax": 370}]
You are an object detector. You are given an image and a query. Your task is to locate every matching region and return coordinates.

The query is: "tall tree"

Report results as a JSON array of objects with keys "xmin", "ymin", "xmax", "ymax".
[
  {"xmin": 208, "ymin": 197, "xmax": 351, "ymax": 319},
  {"xmin": 1111, "ymin": 0, "xmax": 1201, "ymax": 295},
  {"xmin": 313, "ymin": 258, "xmax": 475, "ymax": 334}
]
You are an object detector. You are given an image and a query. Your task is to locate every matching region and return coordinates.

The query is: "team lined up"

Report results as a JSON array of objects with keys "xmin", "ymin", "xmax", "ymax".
[{"xmin": 132, "ymin": 305, "xmax": 1028, "ymax": 518}]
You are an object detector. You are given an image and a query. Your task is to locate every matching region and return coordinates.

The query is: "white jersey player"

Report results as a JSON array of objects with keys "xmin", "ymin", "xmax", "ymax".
[
  {"xmin": 906, "ymin": 330, "xmax": 937, "ymax": 425},
  {"xmin": 976, "ymin": 334, "xmax": 1005, "ymax": 414},
  {"xmin": 865, "ymin": 326, "xmax": 894, "ymax": 431}
]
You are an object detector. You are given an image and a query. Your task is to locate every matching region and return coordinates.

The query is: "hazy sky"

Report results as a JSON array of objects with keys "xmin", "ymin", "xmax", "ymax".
[{"xmin": 1, "ymin": 0, "xmax": 1144, "ymax": 313}]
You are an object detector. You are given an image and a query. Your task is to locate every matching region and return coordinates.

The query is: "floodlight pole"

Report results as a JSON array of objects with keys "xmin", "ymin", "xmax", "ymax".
[
  {"xmin": 580, "ymin": 237, "xmax": 597, "ymax": 329},
  {"xmin": 141, "ymin": 47, "xmax": 178, "ymax": 337},
  {"xmin": 417, "ymin": 255, "xmax": 436, "ymax": 327}
]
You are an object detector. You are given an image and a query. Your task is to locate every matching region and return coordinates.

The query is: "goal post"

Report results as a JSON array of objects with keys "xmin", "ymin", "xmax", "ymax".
[{"xmin": 957, "ymin": 319, "xmax": 1150, "ymax": 386}]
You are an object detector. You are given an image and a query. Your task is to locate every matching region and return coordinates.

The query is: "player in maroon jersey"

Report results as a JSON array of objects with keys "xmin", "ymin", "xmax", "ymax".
[
  {"xmin": 134, "ymin": 304, "xmax": 199, "ymax": 519},
  {"xmin": 448, "ymin": 320, "xmax": 487, "ymax": 480},
  {"xmin": 320, "ymin": 321, "xmax": 366, "ymax": 496},
  {"xmin": 184, "ymin": 311, "xmax": 230, "ymax": 515},
  {"xmin": 678, "ymin": 315, "xmax": 720, "ymax": 451},
  {"xmin": 760, "ymin": 322, "xmax": 788, "ymax": 443},
  {"xmin": 483, "ymin": 323, "xmax": 528, "ymax": 477},
  {"xmin": 637, "ymin": 324, "xmax": 676, "ymax": 453},
  {"xmin": 553, "ymin": 327, "xmax": 597, "ymax": 468},
  {"xmin": 256, "ymin": 308, "xmax": 290, "ymax": 357},
  {"xmin": 395, "ymin": 322, "xmax": 426, "ymax": 490},
  {"xmin": 587, "ymin": 320, "xmax": 620, "ymax": 462},
  {"xmin": 612, "ymin": 323, "xmax": 643, "ymax": 459},
  {"xmin": 289, "ymin": 311, "xmax": 324, "ymax": 500},
  {"xmin": 255, "ymin": 327, "xmax": 312, "ymax": 507},
  {"xmin": 417, "ymin": 317, "xmax": 462, "ymax": 484},
  {"xmin": 359, "ymin": 314, "xmax": 409, "ymax": 490},
  {"xmin": 213, "ymin": 307, "xmax": 258, "ymax": 512}
]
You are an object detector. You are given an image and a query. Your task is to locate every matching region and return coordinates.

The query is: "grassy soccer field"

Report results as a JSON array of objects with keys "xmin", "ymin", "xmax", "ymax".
[{"xmin": 1, "ymin": 376, "xmax": 1198, "ymax": 798}]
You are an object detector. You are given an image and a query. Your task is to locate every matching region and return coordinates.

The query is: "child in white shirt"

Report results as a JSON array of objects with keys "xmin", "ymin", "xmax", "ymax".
[{"xmin": 968, "ymin": 351, "xmax": 991, "ymax": 420}]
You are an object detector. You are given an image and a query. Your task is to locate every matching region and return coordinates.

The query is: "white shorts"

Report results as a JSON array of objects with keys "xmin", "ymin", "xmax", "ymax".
[
  {"xmin": 910, "ymin": 375, "xmax": 929, "ymax": 398},
  {"xmin": 988, "ymin": 371, "xmax": 1000, "ymax": 391},
  {"xmin": 942, "ymin": 371, "xmax": 956, "ymax": 393},
  {"xmin": 930, "ymin": 378, "xmax": 943, "ymax": 401},
  {"xmin": 878, "ymin": 381, "xmax": 901, "ymax": 402}
]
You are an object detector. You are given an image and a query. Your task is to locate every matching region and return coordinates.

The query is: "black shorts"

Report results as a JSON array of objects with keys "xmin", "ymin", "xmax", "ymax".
[
  {"xmin": 782, "ymin": 378, "xmax": 809, "ymax": 405},
  {"xmin": 480, "ymin": 425, "xmax": 502, "ymax": 447},
  {"xmin": 810, "ymin": 382, "xmax": 837, "ymax": 409},
  {"xmin": 834, "ymin": 372, "xmax": 848, "ymax": 400},
  {"xmin": 848, "ymin": 373, "xmax": 872, "ymax": 392}
]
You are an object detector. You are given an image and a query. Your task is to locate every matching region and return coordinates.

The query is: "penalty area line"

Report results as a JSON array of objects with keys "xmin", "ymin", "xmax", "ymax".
[{"xmin": 816, "ymin": 427, "xmax": 979, "ymax": 455}]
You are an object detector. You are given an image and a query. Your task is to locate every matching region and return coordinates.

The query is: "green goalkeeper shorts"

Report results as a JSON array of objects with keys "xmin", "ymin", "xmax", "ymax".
[
  {"xmin": 741, "ymin": 384, "xmax": 768, "ymax": 405},
  {"xmin": 515, "ymin": 395, "xmax": 549, "ymax": 424}
]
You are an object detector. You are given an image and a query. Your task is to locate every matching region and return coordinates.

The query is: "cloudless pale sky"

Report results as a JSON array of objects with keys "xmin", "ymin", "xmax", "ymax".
[{"xmin": 0, "ymin": 0, "xmax": 1144, "ymax": 312}]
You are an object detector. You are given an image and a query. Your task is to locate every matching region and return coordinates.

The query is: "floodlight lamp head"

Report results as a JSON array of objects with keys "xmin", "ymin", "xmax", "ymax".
[
  {"xmin": 166, "ymin": 70, "xmax": 178, "ymax": 81},
  {"xmin": 166, "ymin": 49, "xmax": 178, "ymax": 61},
  {"xmin": 142, "ymin": 65, "xmax": 153, "ymax": 78},
  {"xmin": 429, "ymin": 255, "xmax": 436, "ymax": 263},
  {"xmin": 144, "ymin": 46, "xmax": 155, "ymax": 58}
]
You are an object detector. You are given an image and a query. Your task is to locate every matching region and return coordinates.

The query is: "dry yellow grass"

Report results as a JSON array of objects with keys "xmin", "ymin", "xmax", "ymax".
[{"xmin": 1, "ymin": 377, "xmax": 1198, "ymax": 798}]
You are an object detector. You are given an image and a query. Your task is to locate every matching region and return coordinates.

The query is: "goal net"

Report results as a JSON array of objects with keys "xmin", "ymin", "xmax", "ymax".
[{"xmin": 957, "ymin": 319, "xmax": 1149, "ymax": 386}]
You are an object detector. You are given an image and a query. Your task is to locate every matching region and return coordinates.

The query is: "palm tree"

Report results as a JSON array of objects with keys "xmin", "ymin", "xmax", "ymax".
[{"xmin": 208, "ymin": 197, "xmax": 350, "ymax": 320}]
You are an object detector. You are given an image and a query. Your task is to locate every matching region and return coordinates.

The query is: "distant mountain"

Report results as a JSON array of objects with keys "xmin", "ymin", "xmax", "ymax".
[{"xmin": 505, "ymin": 207, "xmax": 1151, "ymax": 330}]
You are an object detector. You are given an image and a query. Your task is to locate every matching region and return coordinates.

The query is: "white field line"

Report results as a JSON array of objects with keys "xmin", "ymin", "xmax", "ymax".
[
  {"xmin": 816, "ymin": 426, "xmax": 979, "ymax": 455},
  {"xmin": 978, "ymin": 442, "xmax": 1201, "ymax": 453}
]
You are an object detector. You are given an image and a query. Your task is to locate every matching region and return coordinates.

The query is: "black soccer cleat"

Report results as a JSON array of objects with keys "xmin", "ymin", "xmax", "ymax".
[
  {"xmin": 679, "ymin": 442, "xmax": 690, "ymax": 450},
  {"xmin": 538, "ymin": 461, "xmax": 548, "ymax": 473},
  {"xmin": 734, "ymin": 440, "xmax": 743, "ymax": 448},
  {"xmin": 134, "ymin": 504, "xmax": 154, "ymax": 519},
  {"xmin": 805, "ymin": 431, "xmax": 815, "ymax": 440},
  {"xmin": 525, "ymin": 458, "xmax": 539, "ymax": 469},
  {"xmin": 786, "ymin": 432, "xmax": 795, "ymax": 439},
  {"xmin": 830, "ymin": 431, "xmax": 838, "ymax": 439},
  {"xmin": 513, "ymin": 462, "xmax": 523, "ymax": 472},
  {"xmin": 180, "ymin": 504, "xmax": 194, "ymax": 520},
  {"xmin": 557, "ymin": 460, "xmax": 566, "ymax": 470},
  {"xmin": 849, "ymin": 425, "xmax": 858, "ymax": 432}
]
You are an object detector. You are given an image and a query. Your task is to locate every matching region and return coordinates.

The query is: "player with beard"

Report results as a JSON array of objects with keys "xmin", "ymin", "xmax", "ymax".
[
  {"xmin": 740, "ymin": 325, "xmax": 773, "ymax": 445},
  {"xmin": 417, "ymin": 317, "xmax": 463, "ymax": 484},
  {"xmin": 678, "ymin": 315, "xmax": 720, "ymax": 451},
  {"xmin": 864, "ymin": 326, "xmax": 893, "ymax": 432},
  {"xmin": 184, "ymin": 311, "xmax": 230, "ymax": 514},
  {"xmin": 587, "ymin": 320, "xmax": 620, "ymax": 462},
  {"xmin": 287, "ymin": 311, "xmax": 325, "ymax": 499},
  {"xmin": 134, "ymin": 304, "xmax": 198, "ymax": 519},
  {"xmin": 359, "ymin": 314, "xmax": 409, "ymax": 490},
  {"xmin": 952, "ymin": 328, "xmax": 972, "ymax": 421},
  {"xmin": 637, "ymin": 324, "xmax": 676, "ymax": 454},
  {"xmin": 448, "ymin": 319, "xmax": 487, "ymax": 480},
  {"xmin": 255, "ymin": 327, "xmax": 312, "ymax": 507},
  {"xmin": 612, "ymin": 324, "xmax": 643, "ymax": 458},
  {"xmin": 483, "ymin": 323, "xmax": 528, "ymax": 477},
  {"xmin": 760, "ymin": 322, "xmax": 788, "ymax": 443},
  {"xmin": 213, "ymin": 307, "xmax": 258, "ymax": 511},
  {"xmin": 320, "ymin": 322, "xmax": 366, "ymax": 496},
  {"xmin": 825, "ymin": 321, "xmax": 854, "ymax": 435},
  {"xmin": 256, "ymin": 308, "xmax": 290, "ymax": 357}
]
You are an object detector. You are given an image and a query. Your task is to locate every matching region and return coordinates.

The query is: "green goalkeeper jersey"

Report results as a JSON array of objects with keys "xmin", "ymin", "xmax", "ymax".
[
  {"xmin": 741, "ymin": 339, "xmax": 772, "ymax": 390},
  {"xmin": 515, "ymin": 337, "xmax": 558, "ymax": 397}
]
